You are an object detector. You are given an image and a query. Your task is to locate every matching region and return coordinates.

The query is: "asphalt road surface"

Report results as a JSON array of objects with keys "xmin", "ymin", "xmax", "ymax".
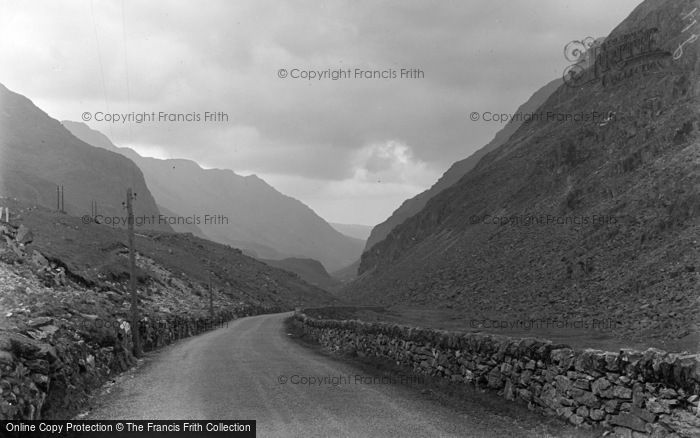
[{"xmin": 86, "ymin": 312, "xmax": 583, "ymax": 437}]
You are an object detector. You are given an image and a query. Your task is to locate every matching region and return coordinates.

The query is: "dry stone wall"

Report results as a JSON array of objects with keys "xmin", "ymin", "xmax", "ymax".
[
  {"xmin": 293, "ymin": 312, "xmax": 700, "ymax": 438},
  {"xmin": 0, "ymin": 305, "xmax": 279, "ymax": 420},
  {"xmin": 0, "ymin": 214, "xmax": 291, "ymax": 421}
]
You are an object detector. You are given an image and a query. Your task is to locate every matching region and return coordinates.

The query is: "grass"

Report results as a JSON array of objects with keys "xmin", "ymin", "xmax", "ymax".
[
  {"xmin": 1, "ymin": 197, "xmax": 337, "ymax": 308},
  {"xmin": 302, "ymin": 305, "xmax": 698, "ymax": 353}
]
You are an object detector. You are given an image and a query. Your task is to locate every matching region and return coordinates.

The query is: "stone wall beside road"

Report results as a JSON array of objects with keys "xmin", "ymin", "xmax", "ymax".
[
  {"xmin": 0, "ymin": 305, "xmax": 279, "ymax": 420},
  {"xmin": 293, "ymin": 312, "xmax": 700, "ymax": 438}
]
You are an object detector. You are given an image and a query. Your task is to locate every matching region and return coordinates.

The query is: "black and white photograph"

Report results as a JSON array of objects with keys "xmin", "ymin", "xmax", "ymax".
[{"xmin": 0, "ymin": 0, "xmax": 699, "ymax": 436}]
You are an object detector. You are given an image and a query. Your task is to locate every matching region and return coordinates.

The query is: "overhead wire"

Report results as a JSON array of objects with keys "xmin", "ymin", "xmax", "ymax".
[{"xmin": 89, "ymin": 0, "xmax": 113, "ymax": 139}]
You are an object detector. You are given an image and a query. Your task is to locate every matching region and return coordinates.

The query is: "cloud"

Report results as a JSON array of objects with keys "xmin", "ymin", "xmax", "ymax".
[
  {"xmin": 352, "ymin": 140, "xmax": 435, "ymax": 186},
  {"xmin": 256, "ymin": 140, "xmax": 440, "ymax": 224},
  {"xmin": 0, "ymin": 0, "xmax": 643, "ymax": 225}
]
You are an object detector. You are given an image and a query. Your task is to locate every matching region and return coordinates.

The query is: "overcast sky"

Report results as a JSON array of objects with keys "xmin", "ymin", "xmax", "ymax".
[{"xmin": 0, "ymin": 0, "xmax": 641, "ymax": 225}]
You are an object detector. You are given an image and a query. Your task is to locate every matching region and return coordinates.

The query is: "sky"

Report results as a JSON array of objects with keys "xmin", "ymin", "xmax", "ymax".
[{"xmin": 0, "ymin": 0, "xmax": 642, "ymax": 226}]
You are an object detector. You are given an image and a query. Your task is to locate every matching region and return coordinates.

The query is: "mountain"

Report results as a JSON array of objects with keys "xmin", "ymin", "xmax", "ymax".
[
  {"xmin": 157, "ymin": 204, "xmax": 209, "ymax": 238},
  {"xmin": 0, "ymin": 83, "xmax": 170, "ymax": 232},
  {"xmin": 364, "ymin": 78, "xmax": 562, "ymax": 251},
  {"xmin": 330, "ymin": 223, "xmax": 373, "ymax": 241},
  {"xmin": 344, "ymin": 0, "xmax": 700, "ymax": 346},
  {"xmin": 261, "ymin": 257, "xmax": 340, "ymax": 291},
  {"xmin": 0, "ymin": 197, "xmax": 339, "ymax": 308},
  {"xmin": 330, "ymin": 258, "xmax": 361, "ymax": 283},
  {"xmin": 62, "ymin": 121, "xmax": 365, "ymax": 272}
]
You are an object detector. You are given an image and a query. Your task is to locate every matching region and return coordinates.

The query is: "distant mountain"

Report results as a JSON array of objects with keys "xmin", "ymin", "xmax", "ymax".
[
  {"xmin": 330, "ymin": 223, "xmax": 373, "ymax": 241},
  {"xmin": 330, "ymin": 258, "xmax": 361, "ymax": 283},
  {"xmin": 0, "ymin": 83, "xmax": 170, "ymax": 232},
  {"xmin": 261, "ymin": 257, "xmax": 340, "ymax": 291},
  {"xmin": 364, "ymin": 78, "xmax": 562, "ymax": 251},
  {"xmin": 344, "ymin": 0, "xmax": 700, "ymax": 347},
  {"xmin": 157, "ymin": 204, "xmax": 209, "ymax": 238},
  {"xmin": 62, "ymin": 121, "xmax": 364, "ymax": 271}
]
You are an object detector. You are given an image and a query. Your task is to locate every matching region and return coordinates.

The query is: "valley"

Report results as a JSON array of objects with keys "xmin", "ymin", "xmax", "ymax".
[{"xmin": 1, "ymin": 0, "xmax": 699, "ymax": 436}]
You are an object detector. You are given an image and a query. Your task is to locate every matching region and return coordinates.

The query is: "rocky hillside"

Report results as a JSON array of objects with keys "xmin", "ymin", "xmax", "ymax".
[
  {"xmin": 62, "ymin": 121, "xmax": 365, "ymax": 272},
  {"xmin": 0, "ymin": 197, "xmax": 340, "ymax": 419},
  {"xmin": 0, "ymin": 83, "xmax": 170, "ymax": 232},
  {"xmin": 364, "ymin": 79, "xmax": 562, "ymax": 251},
  {"xmin": 0, "ymin": 198, "xmax": 337, "ymax": 309},
  {"xmin": 346, "ymin": 0, "xmax": 700, "ymax": 349},
  {"xmin": 261, "ymin": 257, "xmax": 340, "ymax": 292}
]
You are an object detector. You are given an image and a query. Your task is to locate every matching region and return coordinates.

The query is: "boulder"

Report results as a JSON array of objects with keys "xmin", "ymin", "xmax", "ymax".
[
  {"xmin": 573, "ymin": 378, "xmax": 591, "ymax": 390},
  {"xmin": 568, "ymin": 414, "xmax": 584, "ymax": 426},
  {"xmin": 592, "ymin": 377, "xmax": 613, "ymax": 397},
  {"xmin": 0, "ymin": 350, "xmax": 14, "ymax": 365},
  {"xmin": 487, "ymin": 367, "xmax": 502, "ymax": 388},
  {"xmin": 590, "ymin": 408, "xmax": 606, "ymax": 421},
  {"xmin": 15, "ymin": 225, "xmax": 33, "ymax": 245},
  {"xmin": 576, "ymin": 406, "xmax": 589, "ymax": 418},
  {"xmin": 31, "ymin": 251, "xmax": 48, "ymax": 267},
  {"xmin": 555, "ymin": 375, "xmax": 573, "ymax": 392},
  {"xmin": 630, "ymin": 405, "xmax": 656, "ymax": 423},
  {"xmin": 613, "ymin": 385, "xmax": 633, "ymax": 399},
  {"xmin": 658, "ymin": 411, "xmax": 700, "ymax": 437},
  {"xmin": 26, "ymin": 317, "xmax": 54, "ymax": 329},
  {"xmin": 571, "ymin": 389, "xmax": 600, "ymax": 408},
  {"xmin": 503, "ymin": 378, "xmax": 515, "ymax": 400},
  {"xmin": 610, "ymin": 413, "xmax": 648, "ymax": 432}
]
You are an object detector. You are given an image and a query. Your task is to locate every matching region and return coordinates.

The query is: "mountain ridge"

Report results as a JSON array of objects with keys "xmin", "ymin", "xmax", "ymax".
[
  {"xmin": 0, "ymin": 83, "xmax": 170, "ymax": 232},
  {"xmin": 330, "ymin": 222, "xmax": 373, "ymax": 241},
  {"xmin": 364, "ymin": 78, "xmax": 563, "ymax": 251},
  {"xmin": 260, "ymin": 257, "xmax": 340, "ymax": 291},
  {"xmin": 344, "ymin": 0, "xmax": 700, "ymax": 348},
  {"xmin": 62, "ymin": 121, "xmax": 364, "ymax": 271}
]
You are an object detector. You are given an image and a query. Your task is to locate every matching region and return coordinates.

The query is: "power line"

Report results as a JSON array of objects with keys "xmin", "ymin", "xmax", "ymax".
[
  {"xmin": 89, "ymin": 0, "xmax": 113, "ymax": 139},
  {"xmin": 121, "ymin": 0, "xmax": 132, "ymax": 143}
]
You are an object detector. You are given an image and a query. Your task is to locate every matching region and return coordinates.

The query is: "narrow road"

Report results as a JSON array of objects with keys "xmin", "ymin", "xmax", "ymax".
[{"xmin": 86, "ymin": 313, "xmax": 582, "ymax": 437}]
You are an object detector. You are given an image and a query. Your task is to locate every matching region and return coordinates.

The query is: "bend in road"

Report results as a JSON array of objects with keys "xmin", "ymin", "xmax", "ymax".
[{"xmin": 86, "ymin": 312, "xmax": 589, "ymax": 438}]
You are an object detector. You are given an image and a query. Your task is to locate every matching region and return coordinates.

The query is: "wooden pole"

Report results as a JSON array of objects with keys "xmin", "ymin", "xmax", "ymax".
[
  {"xmin": 209, "ymin": 273, "xmax": 214, "ymax": 320},
  {"xmin": 126, "ymin": 188, "xmax": 141, "ymax": 357}
]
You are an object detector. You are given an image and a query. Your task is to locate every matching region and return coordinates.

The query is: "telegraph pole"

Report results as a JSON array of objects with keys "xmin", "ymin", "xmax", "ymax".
[
  {"xmin": 208, "ymin": 263, "xmax": 214, "ymax": 321},
  {"xmin": 56, "ymin": 185, "xmax": 65, "ymax": 213},
  {"xmin": 125, "ymin": 188, "xmax": 141, "ymax": 357}
]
